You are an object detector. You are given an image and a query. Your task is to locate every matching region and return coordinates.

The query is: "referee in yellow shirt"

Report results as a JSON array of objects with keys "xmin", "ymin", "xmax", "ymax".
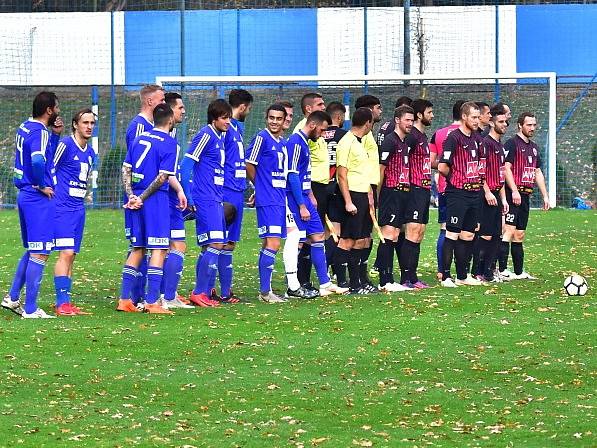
[
  {"xmin": 351, "ymin": 95, "xmax": 383, "ymax": 293},
  {"xmin": 333, "ymin": 107, "xmax": 374, "ymax": 293},
  {"xmin": 293, "ymin": 93, "xmax": 330, "ymax": 291}
]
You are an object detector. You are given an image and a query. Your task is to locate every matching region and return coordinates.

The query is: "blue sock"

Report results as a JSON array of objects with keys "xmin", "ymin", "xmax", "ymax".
[
  {"xmin": 163, "ymin": 250, "xmax": 184, "ymax": 300},
  {"xmin": 54, "ymin": 276, "xmax": 72, "ymax": 306},
  {"xmin": 120, "ymin": 265, "xmax": 137, "ymax": 301},
  {"xmin": 145, "ymin": 266, "xmax": 163, "ymax": 305},
  {"xmin": 258, "ymin": 248, "xmax": 277, "ymax": 293},
  {"xmin": 24, "ymin": 257, "xmax": 46, "ymax": 314},
  {"xmin": 311, "ymin": 241, "xmax": 330, "ymax": 286},
  {"xmin": 194, "ymin": 248, "xmax": 220, "ymax": 295},
  {"xmin": 218, "ymin": 250, "xmax": 233, "ymax": 297},
  {"xmin": 133, "ymin": 254, "xmax": 149, "ymax": 304},
  {"xmin": 437, "ymin": 229, "xmax": 446, "ymax": 274},
  {"xmin": 9, "ymin": 251, "xmax": 29, "ymax": 301}
]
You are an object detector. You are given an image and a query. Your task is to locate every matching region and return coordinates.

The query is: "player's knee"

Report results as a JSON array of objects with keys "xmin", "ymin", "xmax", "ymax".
[
  {"xmin": 59, "ymin": 250, "xmax": 76, "ymax": 263},
  {"xmin": 266, "ymin": 238, "xmax": 281, "ymax": 251},
  {"xmin": 481, "ymin": 235, "xmax": 492, "ymax": 241},
  {"xmin": 309, "ymin": 233, "xmax": 325, "ymax": 243},
  {"xmin": 223, "ymin": 241, "xmax": 236, "ymax": 251},
  {"xmin": 171, "ymin": 241, "xmax": 187, "ymax": 253},
  {"xmin": 445, "ymin": 231, "xmax": 459, "ymax": 240},
  {"xmin": 338, "ymin": 238, "xmax": 355, "ymax": 250},
  {"xmin": 460, "ymin": 231, "xmax": 475, "ymax": 241},
  {"xmin": 514, "ymin": 230, "xmax": 525, "ymax": 242}
]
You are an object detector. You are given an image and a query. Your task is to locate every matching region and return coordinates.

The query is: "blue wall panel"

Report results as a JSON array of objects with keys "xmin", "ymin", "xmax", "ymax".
[{"xmin": 516, "ymin": 4, "xmax": 597, "ymax": 77}]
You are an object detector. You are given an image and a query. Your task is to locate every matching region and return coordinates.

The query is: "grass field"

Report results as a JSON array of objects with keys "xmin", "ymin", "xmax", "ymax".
[{"xmin": 0, "ymin": 208, "xmax": 595, "ymax": 447}]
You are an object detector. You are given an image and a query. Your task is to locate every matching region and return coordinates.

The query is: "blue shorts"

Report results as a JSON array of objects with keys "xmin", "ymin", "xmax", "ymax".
[
  {"xmin": 18, "ymin": 189, "xmax": 55, "ymax": 254},
  {"xmin": 169, "ymin": 202, "xmax": 186, "ymax": 241},
  {"xmin": 195, "ymin": 200, "xmax": 226, "ymax": 246},
  {"xmin": 256, "ymin": 205, "xmax": 287, "ymax": 239},
  {"xmin": 223, "ymin": 187, "xmax": 245, "ymax": 243},
  {"xmin": 438, "ymin": 193, "xmax": 447, "ymax": 224},
  {"xmin": 54, "ymin": 207, "xmax": 86, "ymax": 253},
  {"xmin": 287, "ymin": 194, "xmax": 324, "ymax": 238},
  {"xmin": 129, "ymin": 190, "xmax": 170, "ymax": 249}
]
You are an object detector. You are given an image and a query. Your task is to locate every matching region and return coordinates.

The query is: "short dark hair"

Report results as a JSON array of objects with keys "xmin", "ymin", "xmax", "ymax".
[
  {"xmin": 326, "ymin": 101, "xmax": 346, "ymax": 116},
  {"xmin": 489, "ymin": 105, "xmax": 506, "ymax": 121},
  {"xmin": 300, "ymin": 93, "xmax": 323, "ymax": 114},
  {"xmin": 494, "ymin": 102, "xmax": 509, "ymax": 111},
  {"xmin": 228, "ymin": 89, "xmax": 253, "ymax": 108},
  {"xmin": 266, "ymin": 103, "xmax": 287, "ymax": 118},
  {"xmin": 411, "ymin": 99, "xmax": 433, "ymax": 120},
  {"xmin": 355, "ymin": 94, "xmax": 381, "ymax": 110},
  {"xmin": 153, "ymin": 103, "xmax": 174, "ymax": 127},
  {"xmin": 164, "ymin": 92, "xmax": 182, "ymax": 107},
  {"xmin": 351, "ymin": 107, "xmax": 373, "ymax": 127},
  {"xmin": 517, "ymin": 111, "xmax": 536, "ymax": 126},
  {"xmin": 395, "ymin": 96, "xmax": 412, "ymax": 108},
  {"xmin": 277, "ymin": 100, "xmax": 293, "ymax": 110},
  {"xmin": 71, "ymin": 107, "xmax": 96, "ymax": 133},
  {"xmin": 394, "ymin": 105, "xmax": 414, "ymax": 120},
  {"xmin": 32, "ymin": 91, "xmax": 58, "ymax": 118},
  {"xmin": 475, "ymin": 101, "xmax": 490, "ymax": 111},
  {"xmin": 461, "ymin": 101, "xmax": 480, "ymax": 117},
  {"xmin": 207, "ymin": 99, "xmax": 232, "ymax": 123},
  {"xmin": 452, "ymin": 100, "xmax": 467, "ymax": 121},
  {"xmin": 307, "ymin": 110, "xmax": 332, "ymax": 126}
]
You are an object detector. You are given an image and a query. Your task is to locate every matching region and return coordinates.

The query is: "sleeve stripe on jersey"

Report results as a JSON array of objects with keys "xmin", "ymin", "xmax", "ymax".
[
  {"xmin": 247, "ymin": 134, "xmax": 263, "ymax": 163},
  {"xmin": 53, "ymin": 142, "xmax": 67, "ymax": 165},
  {"xmin": 289, "ymin": 143, "xmax": 301, "ymax": 172},
  {"xmin": 32, "ymin": 129, "xmax": 50, "ymax": 158},
  {"xmin": 136, "ymin": 123, "xmax": 144, "ymax": 138},
  {"xmin": 159, "ymin": 169, "xmax": 176, "ymax": 175},
  {"xmin": 191, "ymin": 133, "xmax": 210, "ymax": 159}
]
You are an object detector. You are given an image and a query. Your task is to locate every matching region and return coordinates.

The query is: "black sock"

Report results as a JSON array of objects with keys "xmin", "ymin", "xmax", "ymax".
[
  {"xmin": 454, "ymin": 239, "xmax": 473, "ymax": 280},
  {"xmin": 325, "ymin": 236, "xmax": 338, "ymax": 276},
  {"xmin": 404, "ymin": 239, "xmax": 421, "ymax": 283},
  {"xmin": 398, "ymin": 240, "xmax": 412, "ymax": 284},
  {"xmin": 297, "ymin": 244, "xmax": 312, "ymax": 285},
  {"xmin": 441, "ymin": 238, "xmax": 456, "ymax": 280},
  {"xmin": 477, "ymin": 237, "xmax": 490, "ymax": 279},
  {"xmin": 499, "ymin": 241, "xmax": 510, "ymax": 272},
  {"xmin": 333, "ymin": 247, "xmax": 349, "ymax": 285},
  {"xmin": 482, "ymin": 238, "xmax": 498, "ymax": 279},
  {"xmin": 347, "ymin": 249, "xmax": 361, "ymax": 290},
  {"xmin": 395, "ymin": 232, "xmax": 405, "ymax": 269},
  {"xmin": 471, "ymin": 235, "xmax": 481, "ymax": 276},
  {"xmin": 358, "ymin": 247, "xmax": 372, "ymax": 286},
  {"xmin": 511, "ymin": 242, "xmax": 524, "ymax": 275},
  {"xmin": 376, "ymin": 240, "xmax": 395, "ymax": 286}
]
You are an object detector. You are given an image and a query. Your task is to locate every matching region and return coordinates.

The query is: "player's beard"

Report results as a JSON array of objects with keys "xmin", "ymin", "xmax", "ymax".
[
  {"xmin": 48, "ymin": 112, "xmax": 58, "ymax": 127},
  {"xmin": 421, "ymin": 117, "xmax": 432, "ymax": 127}
]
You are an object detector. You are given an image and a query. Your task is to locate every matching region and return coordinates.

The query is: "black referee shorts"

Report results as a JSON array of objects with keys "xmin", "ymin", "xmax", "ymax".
[
  {"xmin": 405, "ymin": 185, "xmax": 431, "ymax": 225},
  {"xmin": 378, "ymin": 186, "xmax": 409, "ymax": 228},
  {"xmin": 311, "ymin": 181, "xmax": 328, "ymax": 224},
  {"xmin": 479, "ymin": 191, "xmax": 503, "ymax": 237},
  {"xmin": 505, "ymin": 189, "xmax": 530, "ymax": 230},
  {"xmin": 340, "ymin": 191, "xmax": 369, "ymax": 240},
  {"xmin": 445, "ymin": 188, "xmax": 480, "ymax": 233}
]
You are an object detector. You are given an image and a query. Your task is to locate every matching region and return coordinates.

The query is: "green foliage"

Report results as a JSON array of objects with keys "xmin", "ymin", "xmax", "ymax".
[
  {"xmin": 0, "ymin": 162, "xmax": 17, "ymax": 207},
  {"xmin": 97, "ymin": 145, "xmax": 126, "ymax": 207},
  {"xmin": 0, "ymin": 208, "xmax": 595, "ymax": 446}
]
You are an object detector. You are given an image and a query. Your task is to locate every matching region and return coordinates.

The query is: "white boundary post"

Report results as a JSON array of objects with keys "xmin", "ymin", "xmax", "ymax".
[{"xmin": 157, "ymin": 72, "xmax": 557, "ymax": 206}]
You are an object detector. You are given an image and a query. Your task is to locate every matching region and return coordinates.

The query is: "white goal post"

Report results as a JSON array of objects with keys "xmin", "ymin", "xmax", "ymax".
[{"xmin": 156, "ymin": 72, "xmax": 557, "ymax": 207}]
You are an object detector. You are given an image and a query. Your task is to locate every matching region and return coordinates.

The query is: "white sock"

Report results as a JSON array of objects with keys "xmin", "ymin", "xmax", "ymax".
[{"xmin": 283, "ymin": 229, "xmax": 301, "ymax": 290}]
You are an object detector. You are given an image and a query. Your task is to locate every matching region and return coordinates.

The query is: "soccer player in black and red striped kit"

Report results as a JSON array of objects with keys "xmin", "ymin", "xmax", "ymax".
[
  {"xmin": 438, "ymin": 102, "xmax": 485, "ymax": 287},
  {"xmin": 474, "ymin": 105, "xmax": 510, "ymax": 282},
  {"xmin": 500, "ymin": 112, "xmax": 550, "ymax": 280}
]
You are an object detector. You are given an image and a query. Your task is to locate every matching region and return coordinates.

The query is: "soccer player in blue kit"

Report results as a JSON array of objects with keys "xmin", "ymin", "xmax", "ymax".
[
  {"xmin": 123, "ymin": 84, "xmax": 165, "ymax": 308},
  {"xmin": 2, "ymin": 91, "xmax": 64, "ymax": 318},
  {"xmin": 117, "ymin": 104, "xmax": 184, "ymax": 314},
  {"xmin": 52, "ymin": 108, "xmax": 97, "ymax": 316},
  {"xmin": 245, "ymin": 104, "xmax": 289, "ymax": 303},
  {"xmin": 180, "ymin": 99, "xmax": 232, "ymax": 307},
  {"xmin": 219, "ymin": 89, "xmax": 253, "ymax": 303}
]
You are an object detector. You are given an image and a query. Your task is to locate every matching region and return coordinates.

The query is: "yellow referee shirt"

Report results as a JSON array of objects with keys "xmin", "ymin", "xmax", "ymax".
[
  {"xmin": 362, "ymin": 131, "xmax": 380, "ymax": 186},
  {"xmin": 294, "ymin": 118, "xmax": 329, "ymax": 184},
  {"xmin": 336, "ymin": 131, "xmax": 370, "ymax": 193}
]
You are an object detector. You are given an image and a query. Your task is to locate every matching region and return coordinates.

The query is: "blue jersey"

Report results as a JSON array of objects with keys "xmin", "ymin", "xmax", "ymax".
[
  {"xmin": 186, "ymin": 124, "xmax": 225, "ymax": 203},
  {"xmin": 246, "ymin": 129, "xmax": 287, "ymax": 207},
  {"xmin": 286, "ymin": 130, "xmax": 312, "ymax": 194},
  {"xmin": 124, "ymin": 129, "xmax": 178, "ymax": 195},
  {"xmin": 167, "ymin": 126, "xmax": 182, "ymax": 208},
  {"xmin": 14, "ymin": 119, "xmax": 59, "ymax": 191},
  {"xmin": 53, "ymin": 135, "xmax": 97, "ymax": 210},
  {"xmin": 125, "ymin": 114, "xmax": 153, "ymax": 152},
  {"xmin": 223, "ymin": 118, "xmax": 246, "ymax": 192}
]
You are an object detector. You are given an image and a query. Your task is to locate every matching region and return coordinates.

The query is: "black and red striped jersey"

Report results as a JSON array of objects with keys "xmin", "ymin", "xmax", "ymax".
[{"xmin": 504, "ymin": 135, "xmax": 542, "ymax": 195}]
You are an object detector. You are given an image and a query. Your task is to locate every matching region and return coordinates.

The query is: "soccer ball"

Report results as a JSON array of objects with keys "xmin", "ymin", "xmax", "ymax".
[{"xmin": 563, "ymin": 275, "xmax": 588, "ymax": 296}]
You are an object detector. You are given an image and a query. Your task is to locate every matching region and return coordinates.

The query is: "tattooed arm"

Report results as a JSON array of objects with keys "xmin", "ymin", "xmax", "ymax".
[
  {"xmin": 139, "ymin": 172, "xmax": 169, "ymax": 202},
  {"xmin": 121, "ymin": 165, "xmax": 134, "ymax": 197}
]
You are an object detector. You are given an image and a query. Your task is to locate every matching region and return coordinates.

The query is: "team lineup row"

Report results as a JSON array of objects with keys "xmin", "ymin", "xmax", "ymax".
[{"xmin": 1, "ymin": 87, "xmax": 549, "ymax": 318}]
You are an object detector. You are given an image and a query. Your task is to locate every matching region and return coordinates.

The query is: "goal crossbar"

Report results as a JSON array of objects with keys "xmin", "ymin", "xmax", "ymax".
[{"xmin": 157, "ymin": 72, "xmax": 557, "ymax": 207}]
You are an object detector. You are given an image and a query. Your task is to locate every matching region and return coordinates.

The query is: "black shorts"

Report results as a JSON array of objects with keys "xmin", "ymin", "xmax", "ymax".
[
  {"xmin": 378, "ymin": 187, "xmax": 409, "ymax": 228},
  {"xmin": 438, "ymin": 193, "xmax": 447, "ymax": 224},
  {"xmin": 311, "ymin": 181, "xmax": 328, "ymax": 224},
  {"xmin": 328, "ymin": 190, "xmax": 345, "ymax": 224},
  {"xmin": 361, "ymin": 185, "xmax": 376, "ymax": 237},
  {"xmin": 405, "ymin": 186, "xmax": 430, "ymax": 225},
  {"xmin": 479, "ymin": 191, "xmax": 502, "ymax": 237},
  {"xmin": 340, "ymin": 191, "xmax": 369, "ymax": 240},
  {"xmin": 505, "ymin": 190, "xmax": 530, "ymax": 230},
  {"xmin": 445, "ymin": 188, "xmax": 480, "ymax": 233}
]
